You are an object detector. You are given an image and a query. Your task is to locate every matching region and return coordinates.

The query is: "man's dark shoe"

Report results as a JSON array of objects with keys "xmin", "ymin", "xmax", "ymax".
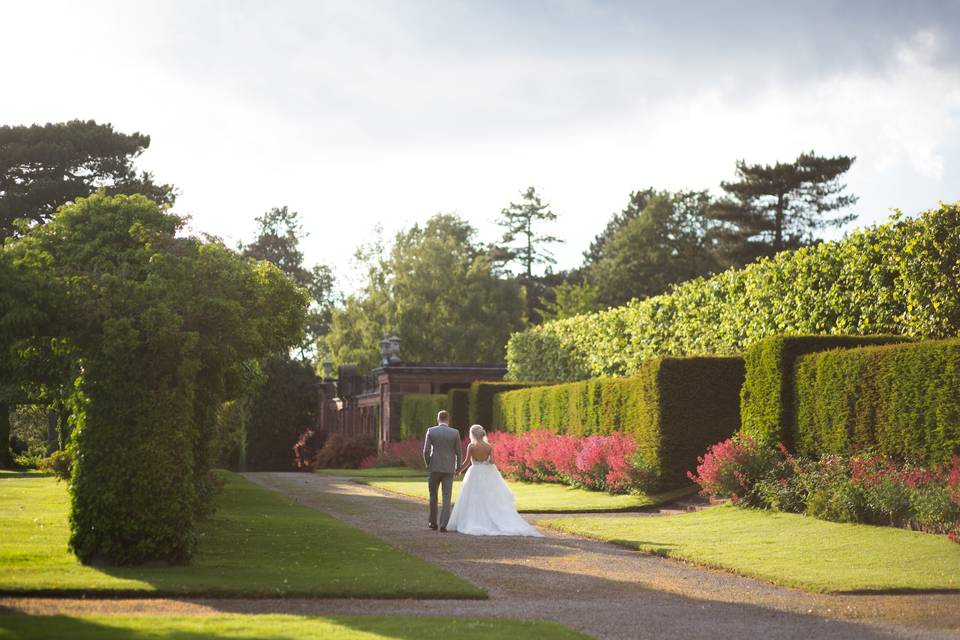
[
  {"xmin": 439, "ymin": 527, "xmax": 448, "ymax": 533},
  {"xmin": 428, "ymin": 523, "xmax": 438, "ymax": 530}
]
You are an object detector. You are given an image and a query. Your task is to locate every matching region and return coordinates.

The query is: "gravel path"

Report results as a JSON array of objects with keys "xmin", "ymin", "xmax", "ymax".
[{"xmin": 3, "ymin": 472, "xmax": 959, "ymax": 640}]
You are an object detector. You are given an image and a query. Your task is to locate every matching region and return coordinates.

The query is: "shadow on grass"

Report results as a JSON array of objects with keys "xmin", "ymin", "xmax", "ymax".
[
  {"xmin": 194, "ymin": 561, "xmax": 915, "ymax": 640},
  {"xmin": 0, "ymin": 614, "xmax": 593, "ymax": 640}
]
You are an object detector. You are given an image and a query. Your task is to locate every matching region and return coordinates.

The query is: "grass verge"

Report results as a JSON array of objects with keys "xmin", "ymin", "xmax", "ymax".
[
  {"xmin": 0, "ymin": 471, "xmax": 484, "ymax": 598},
  {"xmin": 356, "ymin": 476, "xmax": 694, "ymax": 513},
  {"xmin": 540, "ymin": 504, "xmax": 960, "ymax": 593},
  {"xmin": 0, "ymin": 614, "xmax": 592, "ymax": 640}
]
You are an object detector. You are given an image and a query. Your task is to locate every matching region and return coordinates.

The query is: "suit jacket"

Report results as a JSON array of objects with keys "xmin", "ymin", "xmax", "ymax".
[{"xmin": 423, "ymin": 424, "xmax": 461, "ymax": 474}]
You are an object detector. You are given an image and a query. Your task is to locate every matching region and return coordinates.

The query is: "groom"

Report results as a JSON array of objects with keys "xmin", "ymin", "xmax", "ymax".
[{"xmin": 422, "ymin": 410, "xmax": 461, "ymax": 532}]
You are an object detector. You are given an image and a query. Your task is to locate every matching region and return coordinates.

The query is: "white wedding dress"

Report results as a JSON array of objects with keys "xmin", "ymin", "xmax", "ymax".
[{"xmin": 447, "ymin": 457, "xmax": 543, "ymax": 537}]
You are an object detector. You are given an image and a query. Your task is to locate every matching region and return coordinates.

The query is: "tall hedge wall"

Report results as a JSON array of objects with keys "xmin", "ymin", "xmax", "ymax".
[
  {"xmin": 506, "ymin": 203, "xmax": 960, "ymax": 382},
  {"xmin": 469, "ymin": 381, "xmax": 549, "ymax": 430},
  {"xmin": 740, "ymin": 335, "xmax": 910, "ymax": 449},
  {"xmin": 493, "ymin": 356, "xmax": 745, "ymax": 487},
  {"xmin": 400, "ymin": 394, "xmax": 448, "ymax": 440},
  {"xmin": 447, "ymin": 388, "xmax": 470, "ymax": 432},
  {"xmin": 794, "ymin": 338, "xmax": 960, "ymax": 465}
]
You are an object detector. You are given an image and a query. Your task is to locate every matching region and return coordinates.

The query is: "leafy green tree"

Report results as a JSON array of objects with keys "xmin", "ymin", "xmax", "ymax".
[
  {"xmin": 587, "ymin": 190, "xmax": 720, "ymax": 306},
  {"xmin": 241, "ymin": 206, "xmax": 337, "ymax": 361},
  {"xmin": 582, "ymin": 188, "xmax": 657, "ymax": 267},
  {"xmin": 0, "ymin": 120, "xmax": 176, "ymax": 239},
  {"xmin": 1, "ymin": 193, "xmax": 307, "ymax": 562},
  {"xmin": 325, "ymin": 214, "xmax": 525, "ymax": 370},
  {"xmin": 708, "ymin": 151, "xmax": 858, "ymax": 264}
]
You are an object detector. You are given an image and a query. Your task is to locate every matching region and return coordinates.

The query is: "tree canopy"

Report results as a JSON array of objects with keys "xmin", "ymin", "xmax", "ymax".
[
  {"xmin": 708, "ymin": 151, "xmax": 858, "ymax": 263},
  {"xmin": 586, "ymin": 190, "xmax": 720, "ymax": 306},
  {"xmin": 325, "ymin": 214, "xmax": 525, "ymax": 370},
  {"xmin": 0, "ymin": 120, "xmax": 176, "ymax": 239},
  {"xmin": 241, "ymin": 206, "xmax": 337, "ymax": 361},
  {"xmin": 0, "ymin": 193, "xmax": 307, "ymax": 563}
]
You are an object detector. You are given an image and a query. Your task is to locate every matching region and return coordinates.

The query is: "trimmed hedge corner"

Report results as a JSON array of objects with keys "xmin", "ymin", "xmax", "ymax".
[
  {"xmin": 447, "ymin": 388, "xmax": 470, "ymax": 432},
  {"xmin": 469, "ymin": 381, "xmax": 550, "ymax": 430},
  {"xmin": 740, "ymin": 335, "xmax": 910, "ymax": 449},
  {"xmin": 794, "ymin": 338, "xmax": 960, "ymax": 465},
  {"xmin": 493, "ymin": 356, "xmax": 745, "ymax": 487},
  {"xmin": 399, "ymin": 394, "xmax": 447, "ymax": 440}
]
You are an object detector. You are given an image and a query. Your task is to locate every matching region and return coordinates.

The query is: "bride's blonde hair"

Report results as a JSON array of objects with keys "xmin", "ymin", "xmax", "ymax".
[{"xmin": 469, "ymin": 424, "xmax": 489, "ymax": 445}]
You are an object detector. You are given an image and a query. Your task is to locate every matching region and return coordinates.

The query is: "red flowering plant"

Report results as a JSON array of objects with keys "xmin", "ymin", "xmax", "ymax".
[
  {"xmin": 360, "ymin": 438, "xmax": 427, "ymax": 470},
  {"xmin": 488, "ymin": 430, "xmax": 652, "ymax": 494},
  {"xmin": 687, "ymin": 434, "xmax": 784, "ymax": 507}
]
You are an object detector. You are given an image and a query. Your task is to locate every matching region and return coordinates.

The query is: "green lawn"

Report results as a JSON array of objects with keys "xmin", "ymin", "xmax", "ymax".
[
  {"xmin": 316, "ymin": 467, "xmax": 428, "ymax": 478},
  {"xmin": 0, "ymin": 614, "xmax": 591, "ymax": 640},
  {"xmin": 540, "ymin": 504, "xmax": 960, "ymax": 593},
  {"xmin": 357, "ymin": 476, "xmax": 694, "ymax": 512},
  {"xmin": 0, "ymin": 471, "xmax": 483, "ymax": 598}
]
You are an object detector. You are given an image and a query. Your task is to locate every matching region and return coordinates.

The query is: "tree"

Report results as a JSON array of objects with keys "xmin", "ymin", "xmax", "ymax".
[
  {"xmin": 708, "ymin": 151, "xmax": 858, "ymax": 264},
  {"xmin": 586, "ymin": 190, "xmax": 720, "ymax": 306},
  {"xmin": 0, "ymin": 120, "xmax": 176, "ymax": 239},
  {"xmin": 494, "ymin": 186, "xmax": 563, "ymax": 280},
  {"xmin": 241, "ymin": 206, "xmax": 337, "ymax": 361},
  {"xmin": 1, "ymin": 193, "xmax": 307, "ymax": 563},
  {"xmin": 325, "ymin": 214, "xmax": 525, "ymax": 370},
  {"xmin": 582, "ymin": 188, "xmax": 656, "ymax": 268}
]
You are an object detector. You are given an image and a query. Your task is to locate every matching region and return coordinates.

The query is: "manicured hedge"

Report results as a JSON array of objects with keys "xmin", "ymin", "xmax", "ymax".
[
  {"xmin": 469, "ymin": 381, "xmax": 549, "ymax": 430},
  {"xmin": 493, "ymin": 356, "xmax": 745, "ymax": 487},
  {"xmin": 399, "ymin": 394, "xmax": 447, "ymax": 440},
  {"xmin": 794, "ymin": 338, "xmax": 960, "ymax": 465},
  {"xmin": 740, "ymin": 335, "xmax": 910, "ymax": 449},
  {"xmin": 447, "ymin": 388, "xmax": 470, "ymax": 432},
  {"xmin": 507, "ymin": 203, "xmax": 960, "ymax": 381}
]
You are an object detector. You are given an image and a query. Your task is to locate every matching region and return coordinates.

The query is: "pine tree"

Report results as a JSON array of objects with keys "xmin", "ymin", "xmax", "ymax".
[
  {"xmin": 0, "ymin": 120, "xmax": 175, "ymax": 239},
  {"xmin": 709, "ymin": 151, "xmax": 858, "ymax": 264},
  {"xmin": 495, "ymin": 186, "xmax": 563, "ymax": 281}
]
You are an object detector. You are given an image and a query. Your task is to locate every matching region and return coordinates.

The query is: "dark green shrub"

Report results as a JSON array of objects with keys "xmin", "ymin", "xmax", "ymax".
[
  {"xmin": 37, "ymin": 448, "xmax": 72, "ymax": 481},
  {"xmin": 313, "ymin": 433, "xmax": 377, "ymax": 469},
  {"xmin": 447, "ymin": 388, "xmax": 470, "ymax": 432},
  {"xmin": 246, "ymin": 357, "xmax": 319, "ymax": 471},
  {"xmin": 0, "ymin": 405, "xmax": 10, "ymax": 468},
  {"xmin": 494, "ymin": 356, "xmax": 744, "ymax": 487},
  {"xmin": 507, "ymin": 203, "xmax": 960, "ymax": 382},
  {"xmin": 794, "ymin": 338, "xmax": 960, "ymax": 465},
  {"xmin": 741, "ymin": 335, "xmax": 909, "ymax": 449},
  {"xmin": 399, "ymin": 393, "xmax": 447, "ymax": 440},
  {"xmin": 469, "ymin": 381, "xmax": 549, "ymax": 430}
]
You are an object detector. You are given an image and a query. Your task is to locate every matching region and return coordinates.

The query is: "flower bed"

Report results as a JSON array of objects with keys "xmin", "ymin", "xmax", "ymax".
[
  {"xmin": 490, "ymin": 431, "xmax": 654, "ymax": 494},
  {"xmin": 355, "ymin": 431, "xmax": 657, "ymax": 494},
  {"xmin": 689, "ymin": 434, "xmax": 960, "ymax": 543}
]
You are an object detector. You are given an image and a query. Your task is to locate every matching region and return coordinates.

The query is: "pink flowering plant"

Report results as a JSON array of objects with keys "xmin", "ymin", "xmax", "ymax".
[
  {"xmin": 690, "ymin": 437, "xmax": 960, "ymax": 543},
  {"xmin": 488, "ymin": 430, "xmax": 654, "ymax": 494}
]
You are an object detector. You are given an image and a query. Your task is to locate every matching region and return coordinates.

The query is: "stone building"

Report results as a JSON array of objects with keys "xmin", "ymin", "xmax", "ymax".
[{"xmin": 317, "ymin": 336, "xmax": 505, "ymax": 443}]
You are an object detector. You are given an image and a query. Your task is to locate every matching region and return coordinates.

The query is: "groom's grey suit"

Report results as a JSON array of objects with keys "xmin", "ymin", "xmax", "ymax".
[{"xmin": 423, "ymin": 423, "xmax": 461, "ymax": 529}]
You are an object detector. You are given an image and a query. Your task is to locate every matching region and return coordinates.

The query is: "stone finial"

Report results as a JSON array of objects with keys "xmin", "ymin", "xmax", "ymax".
[{"xmin": 380, "ymin": 335, "xmax": 402, "ymax": 365}]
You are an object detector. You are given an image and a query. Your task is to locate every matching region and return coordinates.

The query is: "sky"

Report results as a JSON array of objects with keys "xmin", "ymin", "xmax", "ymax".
[{"xmin": 3, "ymin": 0, "xmax": 960, "ymax": 288}]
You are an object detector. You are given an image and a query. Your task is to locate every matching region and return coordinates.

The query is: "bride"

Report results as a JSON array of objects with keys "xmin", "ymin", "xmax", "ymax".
[{"xmin": 447, "ymin": 425, "xmax": 543, "ymax": 537}]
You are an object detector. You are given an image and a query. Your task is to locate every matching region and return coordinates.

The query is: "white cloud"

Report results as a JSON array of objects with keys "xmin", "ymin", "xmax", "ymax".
[{"xmin": 1, "ymin": 1, "xmax": 959, "ymax": 284}]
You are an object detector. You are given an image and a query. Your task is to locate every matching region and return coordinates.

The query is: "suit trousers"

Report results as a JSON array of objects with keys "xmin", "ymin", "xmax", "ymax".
[{"xmin": 428, "ymin": 471, "xmax": 455, "ymax": 528}]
